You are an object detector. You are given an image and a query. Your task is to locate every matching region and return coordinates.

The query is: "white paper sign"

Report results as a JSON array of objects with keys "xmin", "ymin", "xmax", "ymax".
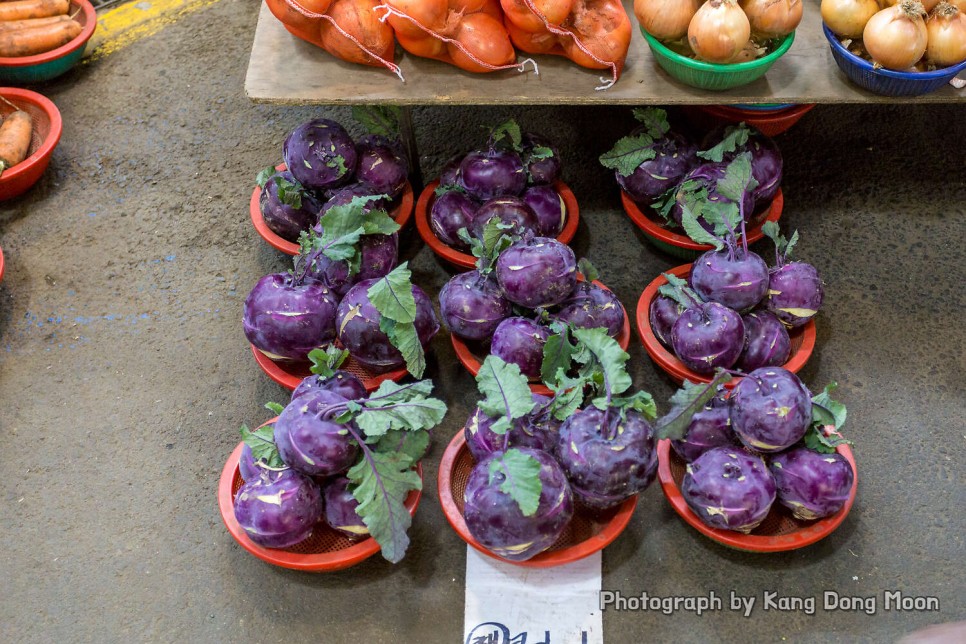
[{"xmin": 463, "ymin": 547, "xmax": 603, "ymax": 644}]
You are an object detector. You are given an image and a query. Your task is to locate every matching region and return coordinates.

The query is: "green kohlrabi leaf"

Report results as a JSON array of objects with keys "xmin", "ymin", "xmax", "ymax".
[
  {"xmin": 697, "ymin": 124, "xmax": 750, "ymax": 163},
  {"xmin": 577, "ymin": 258, "xmax": 599, "ymax": 282},
  {"xmin": 325, "ymin": 155, "xmax": 348, "ymax": 177},
  {"xmin": 599, "ymin": 134, "xmax": 657, "ymax": 177},
  {"xmin": 264, "ymin": 401, "xmax": 285, "ymax": 415},
  {"xmin": 368, "ymin": 263, "xmax": 418, "ymax": 323},
  {"xmin": 716, "ymin": 152, "xmax": 758, "ymax": 204},
  {"xmin": 488, "ymin": 448, "xmax": 542, "ymax": 517},
  {"xmin": 528, "ymin": 145, "xmax": 554, "ymax": 161},
  {"xmin": 541, "ymin": 326, "xmax": 576, "ymax": 389},
  {"xmin": 434, "ymin": 183, "xmax": 465, "ymax": 196},
  {"xmin": 657, "ymin": 273, "xmax": 699, "ymax": 310},
  {"xmin": 240, "ymin": 423, "xmax": 285, "ymax": 469},
  {"xmin": 379, "ymin": 318, "xmax": 426, "ymax": 379},
  {"xmin": 352, "ymin": 105, "xmax": 401, "ymax": 137},
  {"xmin": 632, "ymin": 107, "xmax": 671, "ymax": 139},
  {"xmin": 804, "ymin": 424, "xmax": 852, "ymax": 454},
  {"xmin": 811, "ymin": 382, "xmax": 847, "ymax": 430},
  {"xmin": 307, "ymin": 346, "xmax": 350, "ymax": 378},
  {"xmin": 273, "ymin": 175, "xmax": 305, "ymax": 209},
  {"xmin": 609, "ymin": 391, "xmax": 658, "ymax": 420},
  {"xmin": 476, "ymin": 355, "xmax": 536, "ymax": 435},
  {"xmin": 365, "ymin": 379, "xmax": 435, "ymax": 404},
  {"xmin": 490, "ymin": 119, "xmax": 523, "ymax": 152},
  {"xmin": 255, "ymin": 166, "xmax": 276, "ymax": 189},
  {"xmin": 655, "ymin": 372, "xmax": 731, "ymax": 440},
  {"xmin": 762, "ymin": 222, "xmax": 799, "ymax": 261},
  {"xmin": 370, "ymin": 429, "xmax": 431, "ymax": 463},
  {"xmin": 315, "ymin": 195, "xmax": 397, "ymax": 266},
  {"xmin": 470, "ymin": 219, "xmax": 517, "ymax": 273},
  {"xmin": 355, "ymin": 389, "xmax": 446, "ymax": 438},
  {"xmin": 572, "ymin": 328, "xmax": 632, "ymax": 400},
  {"xmin": 680, "ymin": 198, "xmax": 725, "ymax": 249},
  {"xmin": 348, "ymin": 448, "xmax": 422, "ymax": 563}
]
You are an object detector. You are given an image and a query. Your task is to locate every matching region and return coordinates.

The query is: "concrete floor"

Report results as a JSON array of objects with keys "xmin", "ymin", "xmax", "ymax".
[{"xmin": 0, "ymin": 1, "xmax": 963, "ymax": 642}]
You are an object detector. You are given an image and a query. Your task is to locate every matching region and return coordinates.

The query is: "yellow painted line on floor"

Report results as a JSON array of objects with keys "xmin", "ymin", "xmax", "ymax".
[{"xmin": 86, "ymin": 0, "xmax": 225, "ymax": 62}]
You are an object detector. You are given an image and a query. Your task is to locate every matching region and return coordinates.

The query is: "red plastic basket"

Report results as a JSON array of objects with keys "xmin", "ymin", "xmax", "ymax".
[
  {"xmin": 451, "ymin": 280, "xmax": 632, "ymax": 395},
  {"xmin": 219, "ymin": 436, "xmax": 423, "ymax": 571},
  {"xmin": 688, "ymin": 104, "xmax": 816, "ymax": 137},
  {"xmin": 657, "ymin": 440, "xmax": 856, "ymax": 552},
  {"xmin": 438, "ymin": 431, "xmax": 637, "ymax": 568},
  {"xmin": 249, "ymin": 163, "xmax": 415, "ymax": 255},
  {"xmin": 0, "ymin": 89, "xmax": 63, "ymax": 201},
  {"xmin": 635, "ymin": 264, "xmax": 816, "ymax": 387},
  {"xmin": 621, "ymin": 189, "xmax": 783, "ymax": 258},
  {"xmin": 250, "ymin": 344, "xmax": 407, "ymax": 392},
  {"xmin": 415, "ymin": 179, "xmax": 580, "ymax": 271}
]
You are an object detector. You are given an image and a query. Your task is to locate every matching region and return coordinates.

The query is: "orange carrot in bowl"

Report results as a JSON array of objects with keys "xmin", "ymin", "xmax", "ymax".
[
  {"xmin": 0, "ymin": 14, "xmax": 70, "ymax": 32},
  {"xmin": 0, "ymin": 18, "xmax": 80, "ymax": 56},
  {"xmin": 0, "ymin": 108, "xmax": 33, "ymax": 176},
  {"xmin": 0, "ymin": 0, "xmax": 69, "ymax": 21}
]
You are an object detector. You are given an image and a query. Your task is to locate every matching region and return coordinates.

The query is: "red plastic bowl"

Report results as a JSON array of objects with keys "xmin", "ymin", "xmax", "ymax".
[
  {"xmin": 249, "ymin": 163, "xmax": 415, "ymax": 255},
  {"xmin": 635, "ymin": 264, "xmax": 816, "ymax": 387},
  {"xmin": 451, "ymin": 279, "xmax": 632, "ymax": 396},
  {"xmin": 691, "ymin": 104, "xmax": 816, "ymax": 137},
  {"xmin": 250, "ymin": 344, "xmax": 407, "ymax": 392},
  {"xmin": 657, "ymin": 440, "xmax": 857, "ymax": 552},
  {"xmin": 621, "ymin": 189, "xmax": 783, "ymax": 260},
  {"xmin": 438, "ymin": 430, "xmax": 637, "ymax": 568},
  {"xmin": 219, "ymin": 432, "xmax": 423, "ymax": 571},
  {"xmin": 415, "ymin": 179, "xmax": 580, "ymax": 271},
  {"xmin": 0, "ymin": 0, "xmax": 96, "ymax": 81},
  {"xmin": 0, "ymin": 89, "xmax": 63, "ymax": 201}
]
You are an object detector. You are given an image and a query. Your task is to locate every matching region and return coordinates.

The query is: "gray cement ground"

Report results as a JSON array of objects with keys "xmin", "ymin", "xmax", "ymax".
[{"xmin": 0, "ymin": 1, "xmax": 963, "ymax": 641}]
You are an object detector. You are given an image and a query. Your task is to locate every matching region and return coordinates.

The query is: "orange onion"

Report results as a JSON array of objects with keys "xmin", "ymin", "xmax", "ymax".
[
  {"xmin": 635, "ymin": 0, "xmax": 702, "ymax": 40},
  {"xmin": 947, "ymin": 0, "xmax": 965, "ymax": 10},
  {"xmin": 863, "ymin": 0, "xmax": 928, "ymax": 69},
  {"xmin": 925, "ymin": 2, "xmax": 966, "ymax": 65},
  {"xmin": 740, "ymin": 0, "xmax": 803, "ymax": 38},
  {"xmin": 821, "ymin": 0, "xmax": 881, "ymax": 37},
  {"xmin": 687, "ymin": 0, "xmax": 751, "ymax": 63}
]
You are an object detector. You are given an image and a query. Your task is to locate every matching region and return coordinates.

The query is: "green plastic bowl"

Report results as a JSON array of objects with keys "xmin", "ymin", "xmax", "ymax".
[
  {"xmin": 641, "ymin": 29, "xmax": 795, "ymax": 91},
  {"xmin": 0, "ymin": 0, "xmax": 96, "ymax": 85}
]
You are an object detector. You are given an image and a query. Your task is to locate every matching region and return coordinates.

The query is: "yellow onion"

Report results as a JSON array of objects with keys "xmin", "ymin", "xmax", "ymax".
[
  {"xmin": 822, "ymin": 0, "xmax": 881, "ymax": 37},
  {"xmin": 636, "ymin": 0, "xmax": 703, "ymax": 40},
  {"xmin": 688, "ymin": 0, "xmax": 751, "ymax": 63},
  {"xmin": 878, "ymin": 0, "xmax": 937, "ymax": 7},
  {"xmin": 863, "ymin": 0, "xmax": 928, "ymax": 69},
  {"xmin": 925, "ymin": 2, "xmax": 966, "ymax": 65},
  {"xmin": 740, "ymin": 0, "xmax": 803, "ymax": 38},
  {"xmin": 946, "ymin": 0, "xmax": 965, "ymax": 10}
]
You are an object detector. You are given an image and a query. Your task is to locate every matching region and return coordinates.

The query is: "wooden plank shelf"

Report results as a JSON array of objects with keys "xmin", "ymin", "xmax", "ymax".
[{"xmin": 245, "ymin": 0, "xmax": 965, "ymax": 105}]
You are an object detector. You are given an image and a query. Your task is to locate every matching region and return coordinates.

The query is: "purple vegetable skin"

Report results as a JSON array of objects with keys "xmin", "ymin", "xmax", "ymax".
[
  {"xmin": 770, "ymin": 448, "xmax": 854, "ymax": 520},
  {"xmin": 522, "ymin": 132, "xmax": 561, "ymax": 186},
  {"xmin": 556, "ymin": 407, "xmax": 658, "ymax": 511},
  {"xmin": 670, "ymin": 301, "xmax": 745, "ymax": 374},
  {"xmin": 671, "ymin": 396, "xmax": 737, "ymax": 463},
  {"xmin": 431, "ymin": 190, "xmax": 479, "ymax": 249},
  {"xmin": 239, "ymin": 444, "xmax": 290, "ymax": 483},
  {"xmin": 233, "ymin": 469, "xmax": 324, "ymax": 548},
  {"xmin": 523, "ymin": 185, "xmax": 566, "ymax": 237},
  {"xmin": 491, "ymin": 317, "xmax": 549, "ymax": 380},
  {"xmin": 292, "ymin": 370, "xmax": 367, "ymax": 402},
  {"xmin": 690, "ymin": 248, "xmax": 770, "ymax": 313},
  {"xmin": 681, "ymin": 447, "xmax": 776, "ymax": 533},
  {"xmin": 259, "ymin": 170, "xmax": 322, "ymax": 242},
  {"xmin": 323, "ymin": 476, "xmax": 370, "ymax": 538},
  {"xmin": 552, "ymin": 282, "xmax": 625, "ymax": 339},
  {"xmin": 273, "ymin": 390, "xmax": 360, "ymax": 477},
  {"xmin": 463, "ymin": 448, "xmax": 574, "ymax": 562},
  {"xmin": 301, "ymin": 249, "xmax": 354, "ymax": 298},
  {"xmin": 704, "ymin": 126, "xmax": 783, "ymax": 205},
  {"xmin": 495, "ymin": 237, "xmax": 577, "ymax": 309},
  {"xmin": 318, "ymin": 183, "xmax": 392, "ymax": 220},
  {"xmin": 671, "ymin": 163, "xmax": 756, "ymax": 230},
  {"xmin": 336, "ymin": 279, "xmax": 439, "ymax": 373},
  {"xmin": 463, "ymin": 395, "xmax": 559, "ymax": 461},
  {"xmin": 243, "ymin": 273, "xmax": 339, "ymax": 362},
  {"xmin": 355, "ymin": 135, "xmax": 408, "ymax": 200},
  {"xmin": 618, "ymin": 133, "xmax": 697, "ymax": 204},
  {"xmin": 730, "ymin": 367, "xmax": 812, "ymax": 453},
  {"xmin": 737, "ymin": 310, "xmax": 791, "ymax": 372},
  {"xmin": 356, "ymin": 234, "xmax": 400, "ymax": 281},
  {"xmin": 649, "ymin": 295, "xmax": 686, "ymax": 349},
  {"xmin": 283, "ymin": 119, "xmax": 357, "ymax": 191},
  {"xmin": 470, "ymin": 197, "xmax": 539, "ymax": 240},
  {"xmin": 439, "ymin": 153, "xmax": 464, "ymax": 187},
  {"xmin": 438, "ymin": 271, "xmax": 511, "ymax": 342},
  {"xmin": 766, "ymin": 262, "xmax": 824, "ymax": 328},
  {"xmin": 459, "ymin": 149, "xmax": 527, "ymax": 201}
]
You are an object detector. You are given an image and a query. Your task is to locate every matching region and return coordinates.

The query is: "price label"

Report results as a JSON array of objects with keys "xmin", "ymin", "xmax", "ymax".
[{"xmin": 463, "ymin": 547, "xmax": 603, "ymax": 644}]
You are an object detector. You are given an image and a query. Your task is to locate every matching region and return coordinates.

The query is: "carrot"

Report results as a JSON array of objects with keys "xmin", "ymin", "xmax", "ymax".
[
  {"xmin": 0, "ymin": 107, "xmax": 32, "ymax": 176},
  {"xmin": 0, "ymin": 18, "xmax": 79, "ymax": 56},
  {"xmin": 0, "ymin": 14, "xmax": 70, "ymax": 32},
  {"xmin": 0, "ymin": 0, "xmax": 69, "ymax": 22}
]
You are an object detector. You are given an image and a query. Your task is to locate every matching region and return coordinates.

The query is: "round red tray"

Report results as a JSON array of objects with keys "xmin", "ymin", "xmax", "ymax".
[
  {"xmin": 415, "ymin": 179, "xmax": 580, "ymax": 271},
  {"xmin": 635, "ymin": 264, "xmax": 816, "ymax": 387},
  {"xmin": 657, "ymin": 439, "xmax": 856, "ymax": 552},
  {"xmin": 249, "ymin": 163, "xmax": 415, "ymax": 256},
  {"xmin": 219, "ymin": 430, "xmax": 423, "ymax": 571},
  {"xmin": 438, "ymin": 430, "xmax": 636, "ymax": 568},
  {"xmin": 0, "ymin": 88, "xmax": 63, "ymax": 201},
  {"xmin": 621, "ymin": 189, "xmax": 783, "ymax": 260},
  {"xmin": 250, "ymin": 344, "xmax": 407, "ymax": 392},
  {"xmin": 450, "ymin": 280, "xmax": 631, "ymax": 396},
  {"xmin": 694, "ymin": 104, "xmax": 816, "ymax": 137}
]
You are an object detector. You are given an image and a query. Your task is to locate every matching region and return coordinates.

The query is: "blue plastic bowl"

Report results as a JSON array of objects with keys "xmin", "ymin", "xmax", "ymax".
[{"xmin": 823, "ymin": 23, "xmax": 966, "ymax": 97}]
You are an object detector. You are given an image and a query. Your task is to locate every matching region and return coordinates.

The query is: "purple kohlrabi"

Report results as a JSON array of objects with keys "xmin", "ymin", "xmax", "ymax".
[
  {"xmin": 438, "ymin": 271, "xmax": 511, "ymax": 342},
  {"xmin": 770, "ymin": 448, "xmax": 854, "ymax": 520},
  {"xmin": 490, "ymin": 317, "xmax": 550, "ymax": 380},
  {"xmin": 737, "ymin": 310, "xmax": 791, "ymax": 372},
  {"xmin": 233, "ymin": 469, "xmax": 324, "ymax": 548},
  {"xmin": 495, "ymin": 237, "xmax": 577, "ymax": 309},
  {"xmin": 681, "ymin": 447, "xmax": 776, "ymax": 533},
  {"xmin": 730, "ymin": 367, "xmax": 812, "ymax": 453}
]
